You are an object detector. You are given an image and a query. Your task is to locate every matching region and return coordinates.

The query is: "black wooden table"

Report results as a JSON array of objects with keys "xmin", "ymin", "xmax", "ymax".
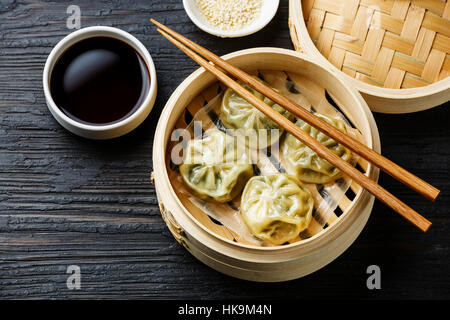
[{"xmin": 0, "ymin": 0, "xmax": 449, "ymax": 300}]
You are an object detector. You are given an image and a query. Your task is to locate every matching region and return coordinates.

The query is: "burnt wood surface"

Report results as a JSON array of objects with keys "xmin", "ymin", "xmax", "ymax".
[{"xmin": 0, "ymin": 0, "xmax": 449, "ymax": 299}]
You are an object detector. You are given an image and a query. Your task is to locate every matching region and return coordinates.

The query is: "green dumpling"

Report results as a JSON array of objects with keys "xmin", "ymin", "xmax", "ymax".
[
  {"xmin": 241, "ymin": 173, "xmax": 314, "ymax": 245},
  {"xmin": 220, "ymin": 80, "xmax": 293, "ymax": 149},
  {"xmin": 179, "ymin": 130, "xmax": 254, "ymax": 203},
  {"xmin": 281, "ymin": 113, "xmax": 352, "ymax": 184}
]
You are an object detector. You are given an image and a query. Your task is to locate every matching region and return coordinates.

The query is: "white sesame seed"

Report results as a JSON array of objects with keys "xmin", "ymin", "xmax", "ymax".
[{"xmin": 195, "ymin": 0, "xmax": 262, "ymax": 31}]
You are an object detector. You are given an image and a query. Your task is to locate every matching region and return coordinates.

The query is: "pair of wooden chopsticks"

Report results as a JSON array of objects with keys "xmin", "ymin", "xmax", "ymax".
[{"xmin": 151, "ymin": 19, "xmax": 439, "ymax": 232}]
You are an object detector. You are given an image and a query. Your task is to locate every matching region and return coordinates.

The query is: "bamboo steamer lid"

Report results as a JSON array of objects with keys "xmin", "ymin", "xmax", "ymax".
[
  {"xmin": 289, "ymin": 0, "xmax": 450, "ymax": 113},
  {"xmin": 152, "ymin": 48, "xmax": 381, "ymax": 281}
]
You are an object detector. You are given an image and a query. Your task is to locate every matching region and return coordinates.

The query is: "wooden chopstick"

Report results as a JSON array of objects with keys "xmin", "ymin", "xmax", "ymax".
[
  {"xmin": 155, "ymin": 27, "xmax": 432, "ymax": 232},
  {"xmin": 150, "ymin": 19, "xmax": 440, "ymax": 203}
]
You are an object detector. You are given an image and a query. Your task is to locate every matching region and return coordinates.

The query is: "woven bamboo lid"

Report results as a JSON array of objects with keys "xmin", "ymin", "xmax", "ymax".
[{"xmin": 289, "ymin": 0, "xmax": 450, "ymax": 113}]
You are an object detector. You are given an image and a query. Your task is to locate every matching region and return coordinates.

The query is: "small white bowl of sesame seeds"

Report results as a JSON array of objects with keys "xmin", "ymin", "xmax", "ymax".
[{"xmin": 183, "ymin": 0, "xmax": 279, "ymax": 38}]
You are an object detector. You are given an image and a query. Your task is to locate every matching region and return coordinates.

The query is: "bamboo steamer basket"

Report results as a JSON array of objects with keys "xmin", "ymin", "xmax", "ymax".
[
  {"xmin": 289, "ymin": 0, "xmax": 450, "ymax": 113},
  {"xmin": 152, "ymin": 48, "xmax": 381, "ymax": 282}
]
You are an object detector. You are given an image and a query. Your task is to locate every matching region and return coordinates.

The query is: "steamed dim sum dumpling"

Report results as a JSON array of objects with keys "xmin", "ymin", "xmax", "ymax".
[
  {"xmin": 220, "ymin": 80, "xmax": 293, "ymax": 149},
  {"xmin": 281, "ymin": 113, "xmax": 352, "ymax": 184},
  {"xmin": 241, "ymin": 174, "xmax": 313, "ymax": 245},
  {"xmin": 179, "ymin": 130, "xmax": 254, "ymax": 203}
]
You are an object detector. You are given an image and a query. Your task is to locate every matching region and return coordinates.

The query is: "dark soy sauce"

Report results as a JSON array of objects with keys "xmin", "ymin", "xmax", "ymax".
[{"xmin": 50, "ymin": 37, "xmax": 150, "ymax": 125}]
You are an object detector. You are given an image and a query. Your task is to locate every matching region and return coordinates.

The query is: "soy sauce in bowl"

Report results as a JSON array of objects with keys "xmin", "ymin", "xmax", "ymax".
[{"xmin": 50, "ymin": 37, "xmax": 150, "ymax": 125}]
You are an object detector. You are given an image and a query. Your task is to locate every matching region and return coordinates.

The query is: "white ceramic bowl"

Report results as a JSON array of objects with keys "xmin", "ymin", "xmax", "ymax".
[
  {"xmin": 183, "ymin": 0, "xmax": 279, "ymax": 38},
  {"xmin": 43, "ymin": 26, "xmax": 157, "ymax": 140}
]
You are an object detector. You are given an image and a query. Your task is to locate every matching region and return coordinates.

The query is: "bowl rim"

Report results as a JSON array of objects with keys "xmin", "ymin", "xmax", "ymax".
[
  {"xmin": 42, "ymin": 26, "xmax": 157, "ymax": 136},
  {"xmin": 289, "ymin": 0, "xmax": 450, "ymax": 111},
  {"xmin": 183, "ymin": 0, "xmax": 280, "ymax": 38},
  {"xmin": 154, "ymin": 47, "xmax": 381, "ymax": 251}
]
